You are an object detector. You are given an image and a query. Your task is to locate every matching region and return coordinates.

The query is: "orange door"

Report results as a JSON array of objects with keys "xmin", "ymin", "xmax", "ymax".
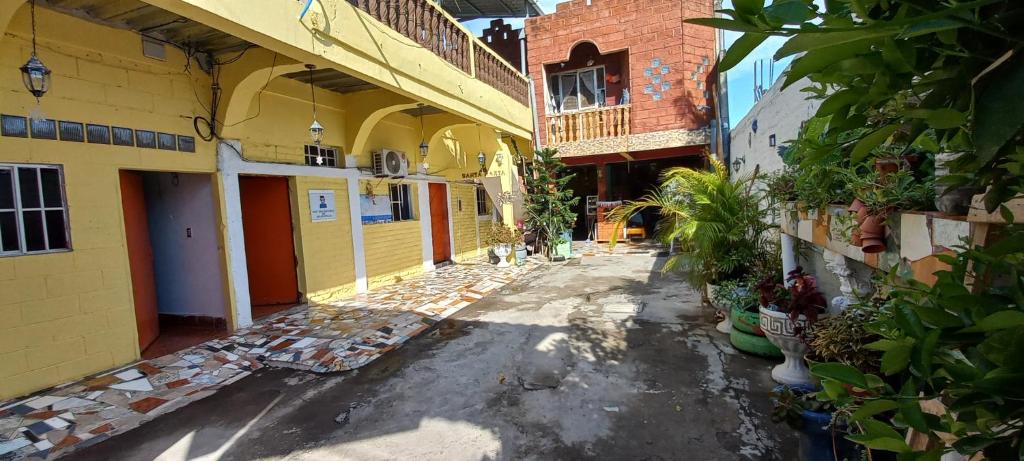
[
  {"xmin": 119, "ymin": 171, "xmax": 160, "ymax": 351},
  {"xmin": 428, "ymin": 183, "xmax": 451, "ymax": 264},
  {"xmin": 239, "ymin": 176, "xmax": 299, "ymax": 305}
]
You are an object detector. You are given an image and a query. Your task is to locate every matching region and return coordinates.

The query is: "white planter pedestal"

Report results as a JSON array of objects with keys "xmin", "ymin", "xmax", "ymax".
[
  {"xmin": 759, "ymin": 307, "xmax": 820, "ymax": 385},
  {"xmin": 493, "ymin": 244, "xmax": 512, "ymax": 268}
]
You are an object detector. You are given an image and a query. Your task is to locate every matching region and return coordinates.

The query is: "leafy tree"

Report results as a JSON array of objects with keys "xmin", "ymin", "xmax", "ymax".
[
  {"xmin": 524, "ymin": 148, "xmax": 579, "ymax": 257},
  {"xmin": 689, "ymin": 0, "xmax": 1024, "ymax": 212}
]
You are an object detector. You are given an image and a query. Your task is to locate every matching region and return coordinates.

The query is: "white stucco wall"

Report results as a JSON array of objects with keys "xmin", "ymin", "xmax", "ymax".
[{"xmin": 729, "ymin": 75, "xmax": 821, "ymax": 178}]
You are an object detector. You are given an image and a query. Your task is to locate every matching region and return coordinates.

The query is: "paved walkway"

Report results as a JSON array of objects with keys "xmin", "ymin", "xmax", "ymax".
[
  {"xmin": 64, "ymin": 249, "xmax": 795, "ymax": 461},
  {"xmin": 0, "ymin": 259, "xmax": 540, "ymax": 460}
]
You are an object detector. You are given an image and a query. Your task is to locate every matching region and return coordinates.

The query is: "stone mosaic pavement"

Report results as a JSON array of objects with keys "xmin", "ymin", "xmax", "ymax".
[
  {"xmin": 0, "ymin": 259, "xmax": 540, "ymax": 460},
  {"xmin": 574, "ymin": 240, "xmax": 667, "ymax": 257}
]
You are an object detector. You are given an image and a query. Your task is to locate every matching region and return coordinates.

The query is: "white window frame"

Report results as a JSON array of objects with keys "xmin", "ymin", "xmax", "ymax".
[
  {"xmin": 0, "ymin": 163, "xmax": 71, "ymax": 257},
  {"xmin": 389, "ymin": 183, "xmax": 414, "ymax": 222},
  {"xmin": 304, "ymin": 144, "xmax": 340, "ymax": 168},
  {"xmin": 547, "ymin": 65, "xmax": 607, "ymax": 114}
]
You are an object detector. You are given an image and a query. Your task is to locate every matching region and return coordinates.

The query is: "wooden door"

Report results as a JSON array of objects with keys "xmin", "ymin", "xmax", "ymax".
[
  {"xmin": 428, "ymin": 183, "xmax": 452, "ymax": 264},
  {"xmin": 119, "ymin": 171, "xmax": 160, "ymax": 351},
  {"xmin": 239, "ymin": 176, "xmax": 299, "ymax": 306}
]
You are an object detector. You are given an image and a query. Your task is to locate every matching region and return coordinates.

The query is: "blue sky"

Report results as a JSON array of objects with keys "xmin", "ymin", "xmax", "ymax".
[{"xmin": 463, "ymin": 0, "xmax": 790, "ymax": 123}]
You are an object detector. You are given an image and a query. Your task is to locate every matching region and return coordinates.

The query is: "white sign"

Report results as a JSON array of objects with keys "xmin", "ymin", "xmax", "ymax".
[
  {"xmin": 308, "ymin": 190, "xmax": 336, "ymax": 222},
  {"xmin": 360, "ymin": 193, "xmax": 393, "ymax": 224}
]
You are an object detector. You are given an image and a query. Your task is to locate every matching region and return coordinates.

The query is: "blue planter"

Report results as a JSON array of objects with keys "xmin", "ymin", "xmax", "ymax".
[{"xmin": 775, "ymin": 385, "xmax": 861, "ymax": 461}]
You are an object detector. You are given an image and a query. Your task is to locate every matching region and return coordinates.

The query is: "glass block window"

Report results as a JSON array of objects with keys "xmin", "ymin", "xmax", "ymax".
[
  {"xmin": 304, "ymin": 145, "xmax": 339, "ymax": 167},
  {"xmin": 389, "ymin": 183, "xmax": 414, "ymax": 222},
  {"xmin": 0, "ymin": 164, "xmax": 71, "ymax": 255}
]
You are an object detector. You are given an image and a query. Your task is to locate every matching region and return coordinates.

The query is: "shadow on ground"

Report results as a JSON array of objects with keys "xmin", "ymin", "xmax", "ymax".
[{"xmin": 66, "ymin": 255, "xmax": 797, "ymax": 461}]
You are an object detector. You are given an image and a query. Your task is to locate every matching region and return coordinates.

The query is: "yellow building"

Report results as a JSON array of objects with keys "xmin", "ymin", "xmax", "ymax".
[{"xmin": 0, "ymin": 0, "xmax": 532, "ymax": 400}]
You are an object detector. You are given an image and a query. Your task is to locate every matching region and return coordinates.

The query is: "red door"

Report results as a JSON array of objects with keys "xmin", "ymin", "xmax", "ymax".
[
  {"xmin": 428, "ymin": 183, "xmax": 451, "ymax": 264},
  {"xmin": 239, "ymin": 176, "xmax": 299, "ymax": 305},
  {"xmin": 120, "ymin": 171, "xmax": 160, "ymax": 351}
]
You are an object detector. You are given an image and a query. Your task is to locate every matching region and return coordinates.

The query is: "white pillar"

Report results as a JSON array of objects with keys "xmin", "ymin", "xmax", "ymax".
[
  {"xmin": 418, "ymin": 180, "xmax": 435, "ymax": 272},
  {"xmin": 218, "ymin": 165, "xmax": 253, "ymax": 328},
  {"xmin": 781, "ymin": 232, "xmax": 798, "ymax": 285},
  {"xmin": 446, "ymin": 183, "xmax": 456, "ymax": 262},
  {"xmin": 346, "ymin": 177, "xmax": 369, "ymax": 293}
]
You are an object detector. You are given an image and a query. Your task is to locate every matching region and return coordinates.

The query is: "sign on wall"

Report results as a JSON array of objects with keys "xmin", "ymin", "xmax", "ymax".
[
  {"xmin": 308, "ymin": 190, "xmax": 337, "ymax": 222},
  {"xmin": 360, "ymin": 193, "xmax": 393, "ymax": 224}
]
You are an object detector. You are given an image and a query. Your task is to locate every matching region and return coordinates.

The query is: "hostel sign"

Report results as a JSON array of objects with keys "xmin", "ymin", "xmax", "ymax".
[{"xmin": 308, "ymin": 190, "xmax": 337, "ymax": 222}]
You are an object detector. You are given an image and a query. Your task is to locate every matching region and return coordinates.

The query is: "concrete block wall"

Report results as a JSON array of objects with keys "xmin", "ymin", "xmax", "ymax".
[
  {"xmin": 360, "ymin": 179, "xmax": 424, "ymax": 288},
  {"xmin": 449, "ymin": 183, "xmax": 488, "ymax": 262},
  {"xmin": 525, "ymin": 0, "xmax": 716, "ymax": 145},
  {"xmin": 729, "ymin": 75, "xmax": 821, "ymax": 179},
  {"xmin": 0, "ymin": 8, "xmax": 217, "ymax": 399},
  {"xmin": 291, "ymin": 176, "xmax": 358, "ymax": 303}
]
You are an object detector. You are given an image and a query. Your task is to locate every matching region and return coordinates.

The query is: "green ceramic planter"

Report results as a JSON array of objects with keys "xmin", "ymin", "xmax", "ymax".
[
  {"xmin": 730, "ymin": 327, "xmax": 783, "ymax": 358},
  {"xmin": 730, "ymin": 305, "xmax": 765, "ymax": 336}
]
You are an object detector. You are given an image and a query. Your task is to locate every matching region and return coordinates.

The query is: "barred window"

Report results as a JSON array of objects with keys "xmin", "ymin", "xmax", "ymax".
[
  {"xmin": 304, "ymin": 145, "xmax": 339, "ymax": 167},
  {"xmin": 0, "ymin": 164, "xmax": 71, "ymax": 255},
  {"xmin": 389, "ymin": 184, "xmax": 414, "ymax": 221},
  {"xmin": 476, "ymin": 187, "xmax": 491, "ymax": 216}
]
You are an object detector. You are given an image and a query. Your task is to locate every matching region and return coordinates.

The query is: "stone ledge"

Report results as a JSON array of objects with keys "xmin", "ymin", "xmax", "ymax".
[
  {"xmin": 779, "ymin": 203, "xmax": 971, "ymax": 285},
  {"xmin": 550, "ymin": 128, "xmax": 710, "ymax": 158}
]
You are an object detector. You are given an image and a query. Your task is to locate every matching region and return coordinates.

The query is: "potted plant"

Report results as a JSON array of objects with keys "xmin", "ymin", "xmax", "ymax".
[
  {"xmin": 759, "ymin": 267, "xmax": 828, "ymax": 385},
  {"xmin": 718, "ymin": 276, "xmax": 783, "ymax": 358},
  {"xmin": 607, "ymin": 154, "xmax": 776, "ymax": 320},
  {"xmin": 771, "ymin": 384, "xmax": 862, "ymax": 461},
  {"xmin": 523, "ymin": 148, "xmax": 579, "ymax": 261},
  {"xmin": 844, "ymin": 168, "xmax": 934, "ymax": 253},
  {"xmin": 483, "ymin": 222, "xmax": 523, "ymax": 268}
]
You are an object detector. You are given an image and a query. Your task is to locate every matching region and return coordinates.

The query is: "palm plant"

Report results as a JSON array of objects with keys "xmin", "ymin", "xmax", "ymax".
[{"xmin": 607, "ymin": 154, "xmax": 775, "ymax": 287}]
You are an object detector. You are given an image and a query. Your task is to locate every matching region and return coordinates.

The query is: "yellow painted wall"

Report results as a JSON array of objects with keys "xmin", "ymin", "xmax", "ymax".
[
  {"xmin": 360, "ymin": 179, "xmax": 423, "ymax": 288},
  {"xmin": 449, "ymin": 183, "xmax": 491, "ymax": 262},
  {"xmin": 290, "ymin": 177, "xmax": 357, "ymax": 303},
  {"xmin": 227, "ymin": 78, "xmax": 348, "ymax": 164},
  {"xmin": 0, "ymin": 8, "xmax": 219, "ymax": 399}
]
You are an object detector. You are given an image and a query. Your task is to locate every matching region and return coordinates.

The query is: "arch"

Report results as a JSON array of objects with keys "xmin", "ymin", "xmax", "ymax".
[
  {"xmin": 217, "ymin": 48, "xmax": 306, "ymax": 138},
  {"xmin": 0, "ymin": 1, "xmax": 27, "ymax": 36},
  {"xmin": 345, "ymin": 91, "xmax": 419, "ymax": 156}
]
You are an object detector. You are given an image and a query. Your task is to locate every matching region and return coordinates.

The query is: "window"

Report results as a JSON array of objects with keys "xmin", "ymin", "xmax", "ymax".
[
  {"xmin": 476, "ymin": 187, "xmax": 491, "ymax": 216},
  {"xmin": 304, "ymin": 145, "xmax": 339, "ymax": 167},
  {"xmin": 0, "ymin": 164, "xmax": 70, "ymax": 255},
  {"xmin": 548, "ymin": 66, "xmax": 606, "ymax": 113},
  {"xmin": 389, "ymin": 184, "xmax": 414, "ymax": 222}
]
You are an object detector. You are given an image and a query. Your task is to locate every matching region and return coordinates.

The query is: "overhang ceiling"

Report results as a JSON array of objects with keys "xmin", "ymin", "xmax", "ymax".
[
  {"xmin": 40, "ymin": 0, "xmax": 252, "ymax": 56},
  {"xmin": 282, "ymin": 68, "xmax": 379, "ymax": 95},
  {"xmin": 439, "ymin": 0, "xmax": 543, "ymax": 20}
]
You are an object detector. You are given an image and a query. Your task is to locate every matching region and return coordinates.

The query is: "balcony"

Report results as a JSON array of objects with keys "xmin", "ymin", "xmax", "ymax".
[
  {"xmin": 546, "ymin": 105, "xmax": 631, "ymax": 145},
  {"xmin": 349, "ymin": 0, "xmax": 530, "ymax": 106}
]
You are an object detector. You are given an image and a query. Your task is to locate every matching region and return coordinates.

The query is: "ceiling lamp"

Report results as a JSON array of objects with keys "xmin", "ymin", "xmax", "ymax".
[
  {"xmin": 21, "ymin": 0, "xmax": 51, "ymax": 107},
  {"xmin": 306, "ymin": 64, "xmax": 324, "ymax": 163},
  {"xmin": 417, "ymin": 104, "xmax": 428, "ymax": 159},
  {"xmin": 476, "ymin": 124, "xmax": 486, "ymax": 169}
]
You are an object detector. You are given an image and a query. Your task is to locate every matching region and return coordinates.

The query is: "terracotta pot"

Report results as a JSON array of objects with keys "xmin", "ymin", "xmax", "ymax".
[
  {"xmin": 850, "ymin": 229, "xmax": 862, "ymax": 246},
  {"xmin": 874, "ymin": 157, "xmax": 901, "ymax": 175},
  {"xmin": 859, "ymin": 215, "xmax": 886, "ymax": 253},
  {"xmin": 847, "ymin": 198, "xmax": 865, "ymax": 214}
]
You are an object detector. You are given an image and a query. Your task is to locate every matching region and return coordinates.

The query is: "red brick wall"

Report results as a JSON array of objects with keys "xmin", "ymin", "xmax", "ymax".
[
  {"xmin": 525, "ymin": 0, "xmax": 716, "ymax": 146},
  {"xmin": 479, "ymin": 19, "xmax": 526, "ymax": 73}
]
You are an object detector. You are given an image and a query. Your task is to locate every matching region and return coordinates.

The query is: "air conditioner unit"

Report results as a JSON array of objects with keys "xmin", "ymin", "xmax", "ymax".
[{"xmin": 372, "ymin": 149, "xmax": 409, "ymax": 177}]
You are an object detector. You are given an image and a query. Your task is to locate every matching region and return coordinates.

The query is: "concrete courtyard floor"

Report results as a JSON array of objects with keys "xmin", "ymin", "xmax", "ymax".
[{"xmin": 66, "ymin": 254, "xmax": 797, "ymax": 460}]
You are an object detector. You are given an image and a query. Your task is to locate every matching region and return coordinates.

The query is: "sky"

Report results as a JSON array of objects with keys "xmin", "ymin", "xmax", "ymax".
[{"xmin": 462, "ymin": 0, "xmax": 791, "ymax": 124}]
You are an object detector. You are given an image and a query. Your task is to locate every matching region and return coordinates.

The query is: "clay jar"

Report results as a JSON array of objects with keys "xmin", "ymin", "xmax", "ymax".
[
  {"xmin": 859, "ymin": 214, "xmax": 886, "ymax": 253},
  {"xmin": 847, "ymin": 199, "xmax": 868, "ymax": 246}
]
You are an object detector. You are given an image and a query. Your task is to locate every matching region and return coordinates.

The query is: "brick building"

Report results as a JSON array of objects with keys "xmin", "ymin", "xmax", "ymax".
[{"xmin": 524, "ymin": 0, "xmax": 719, "ymax": 241}]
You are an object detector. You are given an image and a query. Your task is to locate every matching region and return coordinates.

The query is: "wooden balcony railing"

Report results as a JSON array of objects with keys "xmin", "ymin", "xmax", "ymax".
[
  {"xmin": 348, "ymin": 0, "xmax": 529, "ymax": 106},
  {"xmin": 546, "ymin": 105, "xmax": 631, "ymax": 145}
]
